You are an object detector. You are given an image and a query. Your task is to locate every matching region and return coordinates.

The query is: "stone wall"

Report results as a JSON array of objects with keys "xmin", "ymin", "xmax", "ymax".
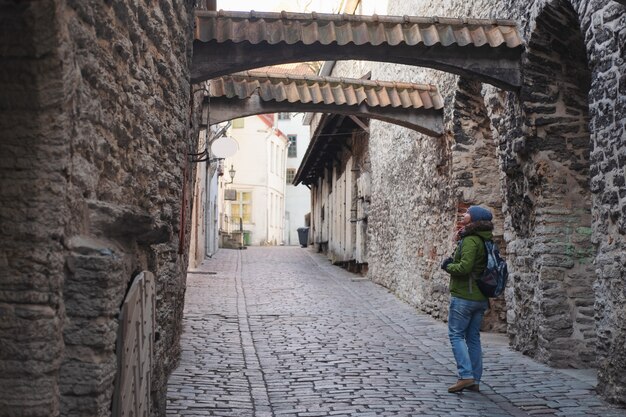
[
  {"xmin": 497, "ymin": 0, "xmax": 596, "ymax": 368},
  {"xmin": 451, "ymin": 78, "xmax": 507, "ymax": 332},
  {"xmin": 329, "ymin": 0, "xmax": 626, "ymax": 404},
  {"xmin": 0, "ymin": 2, "xmax": 71, "ymax": 415},
  {"xmin": 0, "ymin": 1, "xmax": 195, "ymax": 416},
  {"xmin": 581, "ymin": 0, "xmax": 626, "ymax": 403}
]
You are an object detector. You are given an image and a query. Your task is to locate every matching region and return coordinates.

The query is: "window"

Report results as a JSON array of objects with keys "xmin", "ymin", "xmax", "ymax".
[
  {"xmin": 287, "ymin": 135, "xmax": 297, "ymax": 158},
  {"xmin": 278, "ymin": 112, "xmax": 291, "ymax": 120},
  {"xmin": 232, "ymin": 118, "xmax": 245, "ymax": 128},
  {"xmin": 286, "ymin": 168, "xmax": 296, "ymax": 184},
  {"xmin": 231, "ymin": 191, "xmax": 252, "ymax": 223}
]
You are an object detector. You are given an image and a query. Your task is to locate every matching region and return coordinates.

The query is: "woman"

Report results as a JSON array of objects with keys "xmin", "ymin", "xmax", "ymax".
[{"xmin": 441, "ymin": 205, "xmax": 493, "ymax": 393}]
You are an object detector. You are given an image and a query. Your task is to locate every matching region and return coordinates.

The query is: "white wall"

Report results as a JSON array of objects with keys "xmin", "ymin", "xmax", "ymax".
[
  {"xmin": 206, "ymin": 168, "xmax": 219, "ymax": 256},
  {"xmin": 188, "ymin": 128, "xmax": 208, "ymax": 269},
  {"xmin": 225, "ymin": 115, "xmax": 287, "ymax": 245},
  {"xmin": 278, "ymin": 113, "xmax": 312, "ymax": 245},
  {"xmin": 189, "ymin": 126, "xmax": 224, "ymax": 268}
]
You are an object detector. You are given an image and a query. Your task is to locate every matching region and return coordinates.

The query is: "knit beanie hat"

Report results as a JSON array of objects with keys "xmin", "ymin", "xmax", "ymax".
[{"xmin": 467, "ymin": 205, "xmax": 493, "ymax": 222}]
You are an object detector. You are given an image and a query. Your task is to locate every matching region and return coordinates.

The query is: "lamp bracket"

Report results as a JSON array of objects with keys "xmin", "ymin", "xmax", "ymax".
[{"xmin": 188, "ymin": 149, "xmax": 224, "ymax": 164}]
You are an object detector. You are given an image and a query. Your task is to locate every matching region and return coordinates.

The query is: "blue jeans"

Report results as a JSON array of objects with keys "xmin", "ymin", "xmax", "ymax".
[{"xmin": 448, "ymin": 296, "xmax": 489, "ymax": 382}]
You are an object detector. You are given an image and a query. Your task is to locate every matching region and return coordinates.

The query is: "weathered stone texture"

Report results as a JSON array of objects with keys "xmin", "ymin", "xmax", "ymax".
[
  {"xmin": 451, "ymin": 78, "xmax": 507, "ymax": 332},
  {"xmin": 60, "ymin": 236, "xmax": 129, "ymax": 416},
  {"xmin": 496, "ymin": 0, "xmax": 597, "ymax": 369},
  {"xmin": 585, "ymin": 1, "xmax": 626, "ymax": 402},
  {"xmin": 0, "ymin": 2, "xmax": 71, "ymax": 416},
  {"xmin": 330, "ymin": 0, "xmax": 626, "ymax": 404},
  {"xmin": 1, "ymin": 1, "xmax": 195, "ymax": 416},
  {"xmin": 62, "ymin": 1, "xmax": 196, "ymax": 415},
  {"xmin": 367, "ymin": 113, "xmax": 454, "ymax": 320}
]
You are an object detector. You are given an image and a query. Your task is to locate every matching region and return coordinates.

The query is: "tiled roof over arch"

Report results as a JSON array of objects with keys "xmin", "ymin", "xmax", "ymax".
[
  {"xmin": 203, "ymin": 72, "xmax": 445, "ymax": 137},
  {"xmin": 208, "ymin": 72, "xmax": 444, "ymax": 110},
  {"xmin": 193, "ymin": 10, "xmax": 524, "ymax": 90},
  {"xmin": 195, "ymin": 10, "xmax": 522, "ymax": 49}
]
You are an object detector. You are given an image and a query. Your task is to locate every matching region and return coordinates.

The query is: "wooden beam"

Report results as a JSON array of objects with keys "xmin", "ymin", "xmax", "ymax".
[
  {"xmin": 348, "ymin": 115, "xmax": 369, "ymax": 133},
  {"xmin": 207, "ymin": 95, "xmax": 443, "ymax": 137}
]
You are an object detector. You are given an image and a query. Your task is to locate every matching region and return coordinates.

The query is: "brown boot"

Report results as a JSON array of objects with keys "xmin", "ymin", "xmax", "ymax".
[
  {"xmin": 448, "ymin": 378, "xmax": 475, "ymax": 393},
  {"xmin": 466, "ymin": 383, "xmax": 480, "ymax": 392}
]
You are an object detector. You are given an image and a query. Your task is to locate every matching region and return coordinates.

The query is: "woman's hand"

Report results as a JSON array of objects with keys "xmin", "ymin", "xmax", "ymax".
[{"xmin": 441, "ymin": 257, "xmax": 453, "ymax": 271}]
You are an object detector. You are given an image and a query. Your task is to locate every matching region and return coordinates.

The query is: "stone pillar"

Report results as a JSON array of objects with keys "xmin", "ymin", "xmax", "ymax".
[{"xmin": 0, "ymin": 2, "xmax": 72, "ymax": 415}]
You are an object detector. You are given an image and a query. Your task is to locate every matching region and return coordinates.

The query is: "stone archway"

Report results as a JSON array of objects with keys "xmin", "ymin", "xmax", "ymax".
[
  {"xmin": 507, "ymin": 0, "xmax": 594, "ymax": 368},
  {"xmin": 451, "ymin": 77, "xmax": 506, "ymax": 332}
]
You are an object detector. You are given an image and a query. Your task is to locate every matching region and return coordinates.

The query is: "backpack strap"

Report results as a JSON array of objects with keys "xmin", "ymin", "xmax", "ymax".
[{"xmin": 467, "ymin": 235, "xmax": 491, "ymax": 294}]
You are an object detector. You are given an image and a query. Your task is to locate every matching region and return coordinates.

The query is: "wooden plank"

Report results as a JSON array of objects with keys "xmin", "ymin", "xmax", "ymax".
[{"xmin": 113, "ymin": 271, "xmax": 155, "ymax": 417}]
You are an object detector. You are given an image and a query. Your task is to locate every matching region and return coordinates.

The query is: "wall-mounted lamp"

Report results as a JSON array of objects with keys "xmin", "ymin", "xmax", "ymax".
[{"xmin": 226, "ymin": 165, "xmax": 236, "ymax": 184}]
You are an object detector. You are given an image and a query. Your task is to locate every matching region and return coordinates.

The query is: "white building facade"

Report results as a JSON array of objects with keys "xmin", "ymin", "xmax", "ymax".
[
  {"xmin": 224, "ymin": 114, "xmax": 288, "ymax": 246},
  {"xmin": 188, "ymin": 126, "xmax": 222, "ymax": 268},
  {"xmin": 277, "ymin": 112, "xmax": 312, "ymax": 246}
]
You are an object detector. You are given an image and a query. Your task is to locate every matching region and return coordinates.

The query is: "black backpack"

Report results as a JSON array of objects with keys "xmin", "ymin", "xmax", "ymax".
[{"xmin": 475, "ymin": 237, "xmax": 508, "ymax": 298}]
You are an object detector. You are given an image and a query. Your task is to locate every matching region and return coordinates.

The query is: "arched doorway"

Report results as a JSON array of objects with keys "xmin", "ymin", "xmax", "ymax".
[{"xmin": 507, "ymin": 0, "xmax": 594, "ymax": 368}]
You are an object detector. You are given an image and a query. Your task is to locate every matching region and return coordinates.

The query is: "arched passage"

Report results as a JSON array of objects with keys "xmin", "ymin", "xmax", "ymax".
[
  {"xmin": 204, "ymin": 73, "xmax": 444, "ymax": 137},
  {"xmin": 193, "ymin": 10, "xmax": 524, "ymax": 90},
  {"xmin": 507, "ymin": 0, "xmax": 594, "ymax": 368}
]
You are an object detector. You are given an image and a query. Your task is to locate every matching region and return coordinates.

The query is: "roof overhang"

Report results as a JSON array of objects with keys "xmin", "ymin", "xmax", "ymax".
[{"xmin": 293, "ymin": 113, "xmax": 359, "ymax": 186}]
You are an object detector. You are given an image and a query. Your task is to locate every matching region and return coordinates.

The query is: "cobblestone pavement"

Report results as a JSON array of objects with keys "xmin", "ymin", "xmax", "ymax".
[{"xmin": 167, "ymin": 247, "xmax": 626, "ymax": 417}]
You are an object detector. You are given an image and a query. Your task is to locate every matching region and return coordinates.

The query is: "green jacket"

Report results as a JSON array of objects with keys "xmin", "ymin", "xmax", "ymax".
[{"xmin": 445, "ymin": 222, "xmax": 493, "ymax": 301}]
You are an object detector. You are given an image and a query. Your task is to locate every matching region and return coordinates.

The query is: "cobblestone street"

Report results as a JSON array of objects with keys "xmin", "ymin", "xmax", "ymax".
[{"xmin": 166, "ymin": 248, "xmax": 626, "ymax": 417}]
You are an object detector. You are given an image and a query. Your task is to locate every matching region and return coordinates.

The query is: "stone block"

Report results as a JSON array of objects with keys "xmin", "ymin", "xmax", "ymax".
[
  {"xmin": 63, "ymin": 316, "xmax": 118, "ymax": 350},
  {"xmin": 0, "ymin": 375, "xmax": 59, "ymax": 417},
  {"xmin": 538, "ymin": 255, "xmax": 575, "ymax": 269},
  {"xmin": 540, "ymin": 299, "xmax": 570, "ymax": 318},
  {"xmin": 59, "ymin": 353, "xmax": 116, "ymax": 397}
]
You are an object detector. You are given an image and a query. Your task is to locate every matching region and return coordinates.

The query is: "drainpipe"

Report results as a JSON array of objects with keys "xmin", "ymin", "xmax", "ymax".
[
  {"xmin": 266, "ymin": 138, "xmax": 271, "ymax": 244},
  {"xmin": 204, "ymin": 127, "xmax": 211, "ymax": 258}
]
